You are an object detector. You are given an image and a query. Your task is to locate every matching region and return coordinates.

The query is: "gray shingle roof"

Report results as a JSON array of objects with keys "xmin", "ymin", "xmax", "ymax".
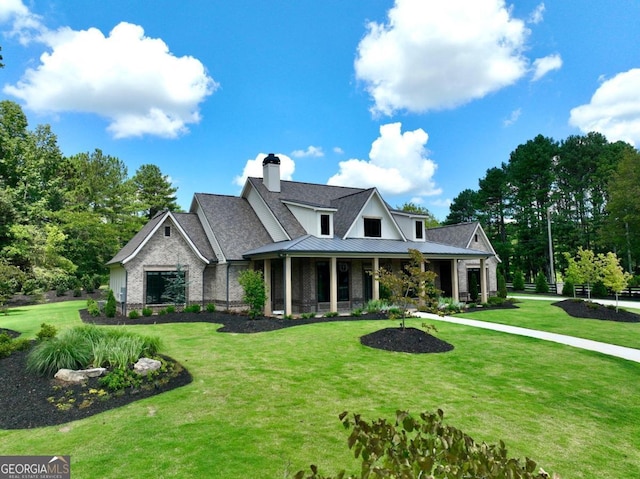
[
  {"xmin": 193, "ymin": 193, "xmax": 273, "ymax": 261},
  {"xmin": 107, "ymin": 211, "xmax": 215, "ymax": 265},
  {"xmin": 424, "ymin": 222, "xmax": 480, "ymax": 248},
  {"xmin": 247, "ymin": 177, "xmax": 369, "ymax": 239},
  {"xmin": 243, "ymin": 235, "xmax": 493, "ymax": 258}
]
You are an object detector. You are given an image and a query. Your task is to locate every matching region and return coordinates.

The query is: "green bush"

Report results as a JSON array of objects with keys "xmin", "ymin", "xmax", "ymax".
[
  {"xmin": 512, "ymin": 270, "xmax": 525, "ymax": 291},
  {"xmin": 238, "ymin": 269, "xmax": 267, "ymax": 319},
  {"xmin": 295, "ymin": 410, "xmax": 554, "ymax": 479},
  {"xmin": 535, "ymin": 271, "xmax": 549, "ymax": 294},
  {"xmin": 87, "ymin": 298, "xmax": 100, "ymax": 317},
  {"xmin": 497, "ymin": 272, "xmax": 507, "ymax": 298},
  {"xmin": 206, "ymin": 303, "xmax": 216, "ymax": 313},
  {"xmin": 365, "ymin": 299, "xmax": 388, "ymax": 313},
  {"xmin": 562, "ymin": 280, "xmax": 575, "ymax": 297},
  {"xmin": 300, "ymin": 312, "xmax": 316, "ymax": 319},
  {"xmin": 323, "ymin": 311, "xmax": 339, "ymax": 318},
  {"xmin": 165, "ymin": 305, "xmax": 176, "ymax": 314},
  {"xmin": 184, "ymin": 304, "xmax": 201, "ymax": 313},
  {"xmin": 36, "ymin": 323, "xmax": 57, "ymax": 341},
  {"xmin": 592, "ymin": 280, "xmax": 608, "ymax": 298},
  {"xmin": 128, "ymin": 310, "xmax": 140, "ymax": 319},
  {"xmin": 351, "ymin": 308, "xmax": 364, "ymax": 317},
  {"xmin": 81, "ymin": 274, "xmax": 95, "ymax": 293},
  {"xmin": 142, "ymin": 307, "xmax": 153, "ymax": 317},
  {"xmin": 487, "ymin": 296, "xmax": 506, "ymax": 306},
  {"xmin": 27, "ymin": 329, "xmax": 93, "ymax": 376},
  {"xmin": 104, "ymin": 289, "xmax": 117, "ymax": 318},
  {"xmin": 99, "ymin": 366, "xmax": 143, "ymax": 391}
]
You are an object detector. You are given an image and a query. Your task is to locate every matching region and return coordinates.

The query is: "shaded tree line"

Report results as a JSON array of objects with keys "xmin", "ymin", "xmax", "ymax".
[
  {"xmin": 444, "ymin": 132, "xmax": 640, "ymax": 282},
  {"xmin": 0, "ymin": 101, "xmax": 180, "ymax": 297}
]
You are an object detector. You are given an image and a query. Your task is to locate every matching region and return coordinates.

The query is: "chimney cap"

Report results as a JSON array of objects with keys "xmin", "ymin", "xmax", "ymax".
[{"xmin": 263, "ymin": 153, "xmax": 280, "ymax": 166}]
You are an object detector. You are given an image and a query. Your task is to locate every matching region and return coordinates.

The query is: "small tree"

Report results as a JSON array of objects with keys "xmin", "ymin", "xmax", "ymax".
[
  {"xmin": 497, "ymin": 272, "xmax": 507, "ymax": 299},
  {"xmin": 104, "ymin": 289, "xmax": 117, "ymax": 318},
  {"xmin": 238, "ymin": 269, "xmax": 267, "ymax": 319},
  {"xmin": 512, "ymin": 270, "xmax": 525, "ymax": 291},
  {"xmin": 600, "ymin": 251, "xmax": 631, "ymax": 311},
  {"xmin": 575, "ymin": 247, "xmax": 599, "ymax": 299},
  {"xmin": 562, "ymin": 253, "xmax": 581, "ymax": 298},
  {"xmin": 372, "ymin": 249, "xmax": 439, "ymax": 330},
  {"xmin": 535, "ymin": 271, "xmax": 549, "ymax": 294}
]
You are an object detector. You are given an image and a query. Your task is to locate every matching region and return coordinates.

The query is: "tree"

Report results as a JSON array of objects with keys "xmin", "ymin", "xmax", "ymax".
[
  {"xmin": 444, "ymin": 189, "xmax": 479, "ymax": 225},
  {"xmin": 238, "ymin": 269, "xmax": 267, "ymax": 319},
  {"xmin": 535, "ymin": 271, "xmax": 549, "ymax": 294},
  {"xmin": 373, "ymin": 249, "xmax": 440, "ymax": 329},
  {"xmin": 573, "ymin": 247, "xmax": 599, "ymax": 299},
  {"xmin": 600, "ymin": 251, "xmax": 631, "ymax": 311},
  {"xmin": 0, "ymin": 45, "xmax": 4, "ymax": 69},
  {"xmin": 132, "ymin": 164, "xmax": 180, "ymax": 219},
  {"xmin": 512, "ymin": 270, "xmax": 525, "ymax": 291},
  {"xmin": 397, "ymin": 201, "xmax": 440, "ymax": 229}
]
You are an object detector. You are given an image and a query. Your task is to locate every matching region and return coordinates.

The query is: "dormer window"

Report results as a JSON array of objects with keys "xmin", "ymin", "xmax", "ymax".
[
  {"xmin": 415, "ymin": 220, "xmax": 423, "ymax": 240},
  {"xmin": 320, "ymin": 214, "xmax": 331, "ymax": 236},
  {"xmin": 364, "ymin": 217, "xmax": 382, "ymax": 238}
]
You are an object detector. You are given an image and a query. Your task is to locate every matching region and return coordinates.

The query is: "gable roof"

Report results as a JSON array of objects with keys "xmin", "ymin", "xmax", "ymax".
[
  {"xmin": 245, "ymin": 177, "xmax": 368, "ymax": 240},
  {"xmin": 424, "ymin": 222, "xmax": 497, "ymax": 256},
  {"xmin": 193, "ymin": 193, "xmax": 273, "ymax": 261},
  {"xmin": 107, "ymin": 211, "xmax": 214, "ymax": 265}
]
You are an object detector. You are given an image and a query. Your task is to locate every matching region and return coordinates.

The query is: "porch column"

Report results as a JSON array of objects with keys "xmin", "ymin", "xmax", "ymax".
[
  {"xmin": 330, "ymin": 256, "xmax": 338, "ymax": 313},
  {"xmin": 451, "ymin": 259, "xmax": 459, "ymax": 301},
  {"xmin": 284, "ymin": 255, "xmax": 292, "ymax": 316},
  {"xmin": 480, "ymin": 257, "xmax": 488, "ymax": 304},
  {"xmin": 373, "ymin": 257, "xmax": 380, "ymax": 300},
  {"xmin": 264, "ymin": 259, "xmax": 272, "ymax": 316}
]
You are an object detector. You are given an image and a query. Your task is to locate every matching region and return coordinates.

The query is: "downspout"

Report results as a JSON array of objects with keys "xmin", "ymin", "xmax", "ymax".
[{"xmin": 226, "ymin": 262, "xmax": 230, "ymax": 310}]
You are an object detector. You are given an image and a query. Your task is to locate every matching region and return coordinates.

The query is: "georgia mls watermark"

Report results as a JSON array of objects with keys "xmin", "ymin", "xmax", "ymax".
[{"xmin": 0, "ymin": 456, "xmax": 70, "ymax": 479}]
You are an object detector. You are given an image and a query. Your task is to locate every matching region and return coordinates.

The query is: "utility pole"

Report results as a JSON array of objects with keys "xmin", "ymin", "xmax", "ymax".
[{"xmin": 547, "ymin": 206, "xmax": 555, "ymax": 286}]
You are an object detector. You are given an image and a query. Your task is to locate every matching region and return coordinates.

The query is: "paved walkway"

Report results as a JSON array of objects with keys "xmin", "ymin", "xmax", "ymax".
[{"xmin": 414, "ymin": 311, "xmax": 640, "ymax": 363}]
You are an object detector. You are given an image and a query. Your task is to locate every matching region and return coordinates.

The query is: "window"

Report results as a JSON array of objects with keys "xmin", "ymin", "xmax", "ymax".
[
  {"xmin": 415, "ymin": 220, "xmax": 423, "ymax": 239},
  {"xmin": 317, "ymin": 262, "xmax": 329, "ymax": 302},
  {"xmin": 320, "ymin": 214, "xmax": 330, "ymax": 236},
  {"xmin": 145, "ymin": 271, "xmax": 185, "ymax": 304},
  {"xmin": 474, "ymin": 234, "xmax": 478, "ymax": 242},
  {"xmin": 164, "ymin": 226, "xmax": 171, "ymax": 237},
  {"xmin": 364, "ymin": 218, "xmax": 382, "ymax": 238}
]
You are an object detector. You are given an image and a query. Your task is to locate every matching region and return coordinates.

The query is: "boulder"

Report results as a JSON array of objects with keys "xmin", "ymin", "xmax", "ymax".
[
  {"xmin": 134, "ymin": 357, "xmax": 161, "ymax": 376},
  {"xmin": 54, "ymin": 367, "xmax": 106, "ymax": 383}
]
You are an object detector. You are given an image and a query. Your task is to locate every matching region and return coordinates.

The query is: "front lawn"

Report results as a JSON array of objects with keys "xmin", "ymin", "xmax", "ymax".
[
  {"xmin": 461, "ymin": 298, "xmax": 640, "ymax": 349},
  {"xmin": 1, "ymin": 301, "xmax": 639, "ymax": 478}
]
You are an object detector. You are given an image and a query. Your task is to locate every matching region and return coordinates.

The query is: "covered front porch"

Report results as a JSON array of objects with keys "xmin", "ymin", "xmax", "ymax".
[{"xmin": 252, "ymin": 254, "xmax": 490, "ymax": 317}]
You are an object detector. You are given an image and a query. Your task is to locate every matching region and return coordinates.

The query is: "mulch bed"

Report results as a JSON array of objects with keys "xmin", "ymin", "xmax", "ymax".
[
  {"xmin": 552, "ymin": 299, "xmax": 640, "ymax": 323},
  {"xmin": 360, "ymin": 327, "xmax": 454, "ymax": 354}
]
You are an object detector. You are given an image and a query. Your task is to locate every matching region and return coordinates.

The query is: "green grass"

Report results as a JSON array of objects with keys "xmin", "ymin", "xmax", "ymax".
[
  {"xmin": 460, "ymin": 298, "xmax": 640, "ymax": 349},
  {"xmin": 1, "ymin": 302, "xmax": 640, "ymax": 478}
]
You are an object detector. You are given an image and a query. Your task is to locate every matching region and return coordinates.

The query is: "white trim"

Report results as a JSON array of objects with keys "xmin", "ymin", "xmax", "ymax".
[
  {"xmin": 243, "ymin": 181, "xmax": 291, "ymax": 242},
  {"xmin": 122, "ymin": 211, "xmax": 209, "ymax": 265},
  {"xmin": 343, "ymin": 189, "xmax": 407, "ymax": 241}
]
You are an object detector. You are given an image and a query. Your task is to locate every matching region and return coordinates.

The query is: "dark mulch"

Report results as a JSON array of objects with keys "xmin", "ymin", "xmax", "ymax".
[
  {"xmin": 0, "ymin": 344, "xmax": 192, "ymax": 430},
  {"xmin": 361, "ymin": 327, "xmax": 454, "ymax": 354},
  {"xmin": 553, "ymin": 299, "xmax": 640, "ymax": 323}
]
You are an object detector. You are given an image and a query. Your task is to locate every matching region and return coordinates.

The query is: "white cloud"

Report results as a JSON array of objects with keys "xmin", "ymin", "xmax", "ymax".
[
  {"xmin": 327, "ymin": 122, "xmax": 441, "ymax": 197},
  {"xmin": 0, "ymin": 0, "xmax": 46, "ymax": 44},
  {"xmin": 503, "ymin": 108, "xmax": 522, "ymax": 127},
  {"xmin": 569, "ymin": 68, "xmax": 640, "ymax": 146},
  {"xmin": 429, "ymin": 198, "xmax": 452, "ymax": 208},
  {"xmin": 528, "ymin": 3, "xmax": 545, "ymax": 24},
  {"xmin": 291, "ymin": 146, "xmax": 324, "ymax": 158},
  {"xmin": 333, "ymin": 147, "xmax": 344, "ymax": 155},
  {"xmin": 531, "ymin": 54, "xmax": 562, "ymax": 81},
  {"xmin": 3, "ymin": 20, "xmax": 217, "ymax": 139},
  {"xmin": 234, "ymin": 153, "xmax": 296, "ymax": 187},
  {"xmin": 354, "ymin": 0, "xmax": 530, "ymax": 115}
]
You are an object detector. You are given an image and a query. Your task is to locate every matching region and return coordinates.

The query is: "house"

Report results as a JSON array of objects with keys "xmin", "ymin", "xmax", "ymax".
[{"xmin": 108, "ymin": 154, "xmax": 498, "ymax": 316}]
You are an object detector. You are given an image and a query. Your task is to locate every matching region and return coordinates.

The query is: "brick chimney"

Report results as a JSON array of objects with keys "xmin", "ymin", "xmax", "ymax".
[{"xmin": 262, "ymin": 153, "xmax": 281, "ymax": 192}]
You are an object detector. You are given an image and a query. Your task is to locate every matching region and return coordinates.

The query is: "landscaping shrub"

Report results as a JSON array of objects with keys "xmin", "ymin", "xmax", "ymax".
[
  {"xmin": 165, "ymin": 305, "xmax": 176, "ymax": 314},
  {"xmin": 437, "ymin": 297, "xmax": 466, "ymax": 314},
  {"xmin": 535, "ymin": 271, "xmax": 549, "ymax": 294},
  {"xmin": 497, "ymin": 272, "xmax": 508, "ymax": 298},
  {"xmin": 184, "ymin": 304, "xmax": 201, "ymax": 313},
  {"xmin": 562, "ymin": 280, "xmax": 575, "ymax": 297},
  {"xmin": 99, "ymin": 366, "xmax": 143, "ymax": 391},
  {"xmin": 27, "ymin": 329, "xmax": 93, "ymax": 376},
  {"xmin": 300, "ymin": 312, "xmax": 316, "ymax": 319},
  {"xmin": 128, "ymin": 310, "xmax": 140, "ymax": 319},
  {"xmin": 487, "ymin": 296, "xmax": 506, "ymax": 306},
  {"xmin": 36, "ymin": 323, "xmax": 57, "ymax": 341},
  {"xmin": 87, "ymin": 298, "xmax": 100, "ymax": 317},
  {"xmin": 142, "ymin": 307, "xmax": 153, "ymax": 317},
  {"xmin": 592, "ymin": 280, "xmax": 608, "ymax": 298},
  {"xmin": 512, "ymin": 270, "xmax": 525, "ymax": 291},
  {"xmin": 81, "ymin": 274, "xmax": 95, "ymax": 293},
  {"xmin": 323, "ymin": 311, "xmax": 339, "ymax": 318},
  {"xmin": 295, "ymin": 410, "xmax": 555, "ymax": 479},
  {"xmin": 104, "ymin": 289, "xmax": 117, "ymax": 318},
  {"xmin": 365, "ymin": 299, "xmax": 388, "ymax": 313},
  {"xmin": 238, "ymin": 269, "xmax": 267, "ymax": 319},
  {"xmin": 206, "ymin": 303, "xmax": 216, "ymax": 313},
  {"xmin": 351, "ymin": 308, "xmax": 364, "ymax": 317}
]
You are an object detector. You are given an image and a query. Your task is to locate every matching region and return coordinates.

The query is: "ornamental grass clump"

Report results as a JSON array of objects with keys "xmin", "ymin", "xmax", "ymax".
[{"xmin": 27, "ymin": 329, "xmax": 93, "ymax": 376}]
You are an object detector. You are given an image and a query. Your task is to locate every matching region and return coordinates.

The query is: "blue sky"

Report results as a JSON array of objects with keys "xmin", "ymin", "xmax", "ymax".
[{"xmin": 1, "ymin": 1, "xmax": 639, "ymax": 220}]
